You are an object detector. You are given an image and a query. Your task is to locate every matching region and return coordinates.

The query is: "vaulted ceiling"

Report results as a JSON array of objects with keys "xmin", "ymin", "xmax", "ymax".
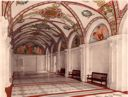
[{"xmin": 2, "ymin": 0, "xmax": 127, "ymax": 53}]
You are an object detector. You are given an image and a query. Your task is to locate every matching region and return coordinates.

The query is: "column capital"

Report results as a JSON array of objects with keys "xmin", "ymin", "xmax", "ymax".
[
  {"xmin": 79, "ymin": 44, "xmax": 86, "ymax": 48},
  {"xmin": 80, "ymin": 44, "xmax": 89, "ymax": 49},
  {"xmin": 65, "ymin": 48, "xmax": 71, "ymax": 52},
  {"xmin": 107, "ymin": 35, "xmax": 125, "ymax": 41},
  {"xmin": 107, "ymin": 35, "xmax": 124, "ymax": 47},
  {"xmin": 56, "ymin": 51, "xmax": 60, "ymax": 53}
]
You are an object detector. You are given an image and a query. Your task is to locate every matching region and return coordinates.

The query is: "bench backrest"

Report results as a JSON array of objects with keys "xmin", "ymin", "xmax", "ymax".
[
  {"xmin": 92, "ymin": 72, "xmax": 107, "ymax": 80},
  {"xmin": 60, "ymin": 68, "xmax": 65, "ymax": 73},
  {"xmin": 72, "ymin": 70, "xmax": 80, "ymax": 76}
]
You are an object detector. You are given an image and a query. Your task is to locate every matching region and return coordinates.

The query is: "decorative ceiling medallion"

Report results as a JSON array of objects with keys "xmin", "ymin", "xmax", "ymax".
[
  {"xmin": 39, "ymin": 4, "xmax": 63, "ymax": 19},
  {"xmin": 82, "ymin": 10, "xmax": 94, "ymax": 18},
  {"xmin": 63, "ymin": 25, "xmax": 72, "ymax": 30},
  {"xmin": 16, "ymin": 1, "xmax": 29, "ymax": 6}
]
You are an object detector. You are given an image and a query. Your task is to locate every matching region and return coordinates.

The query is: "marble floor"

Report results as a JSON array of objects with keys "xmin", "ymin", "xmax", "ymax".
[{"xmin": 11, "ymin": 72, "xmax": 128, "ymax": 97}]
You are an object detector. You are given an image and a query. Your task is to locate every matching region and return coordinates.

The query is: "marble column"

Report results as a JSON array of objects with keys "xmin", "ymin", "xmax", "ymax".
[
  {"xmin": 56, "ymin": 51, "xmax": 61, "ymax": 71},
  {"xmin": 80, "ymin": 44, "xmax": 85, "ymax": 81},
  {"xmin": 47, "ymin": 54, "xmax": 50, "ymax": 72},
  {"xmin": 53, "ymin": 53, "xmax": 57, "ymax": 72},
  {"xmin": 0, "ymin": 16, "xmax": 9, "ymax": 97},
  {"xmin": 10, "ymin": 48, "xmax": 14, "ymax": 81},
  {"xmin": 65, "ymin": 49, "xmax": 71, "ymax": 77},
  {"xmin": 5, "ymin": 37, "xmax": 12, "ymax": 87},
  {"xmin": 80, "ymin": 44, "xmax": 90, "ymax": 82},
  {"xmin": 50, "ymin": 53, "xmax": 54, "ymax": 72},
  {"xmin": 0, "ymin": 39, "xmax": 7, "ymax": 97},
  {"xmin": 45, "ymin": 54, "xmax": 48, "ymax": 72},
  {"xmin": 108, "ymin": 35, "xmax": 128, "ymax": 91}
]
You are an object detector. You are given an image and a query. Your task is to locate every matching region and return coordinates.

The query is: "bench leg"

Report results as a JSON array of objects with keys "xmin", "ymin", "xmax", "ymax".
[{"xmin": 105, "ymin": 82, "xmax": 107, "ymax": 87}]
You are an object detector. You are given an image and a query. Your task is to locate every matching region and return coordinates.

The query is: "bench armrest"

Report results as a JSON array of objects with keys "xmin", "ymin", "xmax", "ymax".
[
  {"xmin": 87, "ymin": 75, "xmax": 92, "ymax": 78},
  {"xmin": 69, "ymin": 72, "xmax": 73, "ymax": 75}
]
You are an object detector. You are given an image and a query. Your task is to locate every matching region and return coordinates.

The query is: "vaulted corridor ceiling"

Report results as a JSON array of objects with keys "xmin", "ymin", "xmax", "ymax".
[{"xmin": 2, "ymin": 0, "xmax": 127, "ymax": 54}]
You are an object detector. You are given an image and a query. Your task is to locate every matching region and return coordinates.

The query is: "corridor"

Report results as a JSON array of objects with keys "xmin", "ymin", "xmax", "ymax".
[{"xmin": 1, "ymin": 1, "xmax": 128, "ymax": 97}]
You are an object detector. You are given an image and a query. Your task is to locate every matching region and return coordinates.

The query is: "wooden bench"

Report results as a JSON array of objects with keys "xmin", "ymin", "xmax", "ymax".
[
  {"xmin": 87, "ymin": 72, "xmax": 107, "ymax": 87},
  {"xmin": 69, "ymin": 70, "xmax": 81, "ymax": 80},
  {"xmin": 58, "ymin": 68, "xmax": 65, "ymax": 76}
]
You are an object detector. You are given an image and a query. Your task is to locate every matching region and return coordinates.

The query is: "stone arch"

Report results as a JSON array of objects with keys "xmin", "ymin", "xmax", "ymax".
[
  {"xmin": 71, "ymin": 35, "xmax": 80, "ymax": 48},
  {"xmin": 60, "ymin": 40, "xmax": 67, "ymax": 51},
  {"xmin": 46, "ymin": 47, "xmax": 50, "ymax": 55},
  {"xmin": 53, "ymin": 44, "xmax": 57, "ymax": 53},
  {"xmin": 85, "ymin": 18, "xmax": 111, "ymax": 43},
  {"xmin": 57, "ymin": 39, "xmax": 62, "ymax": 52},
  {"xmin": 68, "ymin": 31, "xmax": 80, "ymax": 49},
  {"xmin": 118, "ymin": 10, "xmax": 128, "ymax": 35},
  {"xmin": 50, "ymin": 44, "xmax": 55, "ymax": 53}
]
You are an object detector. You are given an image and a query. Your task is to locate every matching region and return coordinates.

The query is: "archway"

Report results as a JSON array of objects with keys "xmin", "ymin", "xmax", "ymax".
[
  {"xmin": 85, "ymin": 18, "xmax": 111, "ymax": 76},
  {"xmin": 85, "ymin": 18, "xmax": 111, "ymax": 43},
  {"xmin": 59, "ymin": 39, "xmax": 67, "ymax": 74},
  {"xmin": 45, "ymin": 48, "xmax": 50, "ymax": 72},
  {"xmin": 70, "ymin": 35, "xmax": 81, "ymax": 71}
]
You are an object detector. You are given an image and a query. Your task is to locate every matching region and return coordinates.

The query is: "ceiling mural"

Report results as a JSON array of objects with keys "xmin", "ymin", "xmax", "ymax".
[
  {"xmin": 98, "ymin": 1, "xmax": 117, "ymax": 35},
  {"xmin": 10, "ymin": 2, "xmax": 79, "ymax": 51},
  {"xmin": 90, "ymin": 24, "xmax": 109, "ymax": 43},
  {"xmin": 1, "ymin": 0, "xmax": 127, "ymax": 53},
  {"xmin": 98, "ymin": 1, "xmax": 114, "ymax": 21},
  {"xmin": 93, "ymin": 0, "xmax": 106, "ymax": 7},
  {"xmin": 16, "ymin": 1, "xmax": 29, "ymax": 6}
]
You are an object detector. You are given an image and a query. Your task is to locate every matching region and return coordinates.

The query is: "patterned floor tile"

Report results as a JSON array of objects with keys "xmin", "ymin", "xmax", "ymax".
[
  {"xmin": 85, "ymin": 92, "xmax": 128, "ymax": 97},
  {"xmin": 12, "ymin": 73, "xmax": 127, "ymax": 97}
]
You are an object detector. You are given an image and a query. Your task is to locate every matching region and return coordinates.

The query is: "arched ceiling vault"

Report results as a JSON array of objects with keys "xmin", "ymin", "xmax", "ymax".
[{"xmin": 2, "ymin": 0, "xmax": 127, "ymax": 53}]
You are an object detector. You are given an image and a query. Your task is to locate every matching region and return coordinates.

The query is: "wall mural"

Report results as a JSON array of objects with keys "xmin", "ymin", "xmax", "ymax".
[
  {"xmin": 60, "ymin": 40, "xmax": 67, "ymax": 51},
  {"xmin": 90, "ymin": 24, "xmax": 109, "ymax": 43},
  {"xmin": 15, "ymin": 43, "xmax": 44, "ymax": 55},
  {"xmin": 72, "ymin": 36, "xmax": 80, "ymax": 48}
]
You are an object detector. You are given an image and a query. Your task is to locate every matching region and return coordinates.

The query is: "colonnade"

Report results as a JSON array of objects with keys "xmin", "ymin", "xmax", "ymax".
[
  {"xmin": 0, "ymin": 19, "xmax": 128, "ymax": 97},
  {"xmin": 47, "ymin": 34, "xmax": 128, "ymax": 92}
]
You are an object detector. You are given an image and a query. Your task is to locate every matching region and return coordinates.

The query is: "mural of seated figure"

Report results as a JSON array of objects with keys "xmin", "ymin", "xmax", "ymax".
[
  {"xmin": 93, "ymin": 31, "xmax": 104, "ymax": 41},
  {"xmin": 92, "ymin": 24, "xmax": 108, "ymax": 41}
]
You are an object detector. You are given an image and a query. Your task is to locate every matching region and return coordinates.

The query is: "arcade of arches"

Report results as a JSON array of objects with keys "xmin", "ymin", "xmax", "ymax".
[{"xmin": 0, "ymin": 0, "xmax": 128, "ymax": 97}]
